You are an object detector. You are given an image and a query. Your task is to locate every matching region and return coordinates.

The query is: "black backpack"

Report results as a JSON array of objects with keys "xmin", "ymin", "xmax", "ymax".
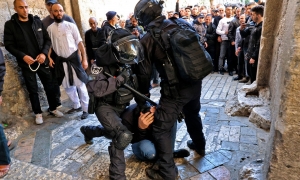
[{"xmin": 150, "ymin": 18, "xmax": 213, "ymax": 83}]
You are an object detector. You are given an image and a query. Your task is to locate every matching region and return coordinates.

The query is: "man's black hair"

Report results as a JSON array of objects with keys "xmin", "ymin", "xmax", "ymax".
[
  {"xmin": 251, "ymin": 5, "xmax": 264, "ymax": 17},
  {"xmin": 130, "ymin": 15, "xmax": 136, "ymax": 20}
]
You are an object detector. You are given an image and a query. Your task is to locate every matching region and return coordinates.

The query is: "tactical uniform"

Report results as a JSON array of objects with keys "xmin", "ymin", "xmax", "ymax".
[
  {"xmin": 134, "ymin": 1, "xmax": 206, "ymax": 179},
  {"xmin": 80, "ymin": 29, "xmax": 144, "ymax": 180}
]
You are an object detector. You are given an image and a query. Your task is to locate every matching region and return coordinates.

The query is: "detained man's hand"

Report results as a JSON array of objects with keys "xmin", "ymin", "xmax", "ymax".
[
  {"xmin": 249, "ymin": 58, "xmax": 255, "ymax": 64},
  {"xmin": 138, "ymin": 106, "xmax": 156, "ymax": 129}
]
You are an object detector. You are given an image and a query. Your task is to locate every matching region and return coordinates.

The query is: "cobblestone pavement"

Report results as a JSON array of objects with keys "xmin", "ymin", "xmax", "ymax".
[{"xmin": 4, "ymin": 73, "xmax": 269, "ymax": 180}]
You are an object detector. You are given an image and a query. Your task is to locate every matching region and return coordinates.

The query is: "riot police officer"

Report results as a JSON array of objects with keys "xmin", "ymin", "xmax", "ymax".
[
  {"xmin": 80, "ymin": 28, "xmax": 144, "ymax": 180},
  {"xmin": 134, "ymin": 0, "xmax": 206, "ymax": 179}
]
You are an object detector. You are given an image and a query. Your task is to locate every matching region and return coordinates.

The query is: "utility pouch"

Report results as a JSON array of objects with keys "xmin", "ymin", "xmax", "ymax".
[
  {"xmin": 115, "ymin": 88, "xmax": 133, "ymax": 105},
  {"xmin": 161, "ymin": 82, "xmax": 179, "ymax": 99}
]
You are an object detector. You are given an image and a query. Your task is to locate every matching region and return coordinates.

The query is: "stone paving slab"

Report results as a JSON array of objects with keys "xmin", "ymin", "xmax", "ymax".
[
  {"xmin": 3, "ymin": 159, "xmax": 76, "ymax": 180},
  {"xmin": 5, "ymin": 73, "xmax": 269, "ymax": 179}
]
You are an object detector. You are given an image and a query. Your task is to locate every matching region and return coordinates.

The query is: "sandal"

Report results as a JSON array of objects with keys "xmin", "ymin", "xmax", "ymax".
[{"xmin": 0, "ymin": 164, "xmax": 10, "ymax": 178}]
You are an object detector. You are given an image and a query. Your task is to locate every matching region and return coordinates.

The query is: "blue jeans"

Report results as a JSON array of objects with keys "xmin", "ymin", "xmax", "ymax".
[
  {"xmin": 131, "ymin": 121, "xmax": 177, "ymax": 161},
  {"xmin": 0, "ymin": 125, "xmax": 10, "ymax": 165}
]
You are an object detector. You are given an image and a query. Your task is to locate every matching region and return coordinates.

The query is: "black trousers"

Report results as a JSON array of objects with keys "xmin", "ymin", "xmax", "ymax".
[
  {"xmin": 49, "ymin": 67, "xmax": 61, "ymax": 107},
  {"xmin": 153, "ymin": 80, "xmax": 205, "ymax": 179},
  {"xmin": 250, "ymin": 63, "xmax": 258, "ymax": 83},
  {"xmin": 214, "ymin": 42, "xmax": 221, "ymax": 71},
  {"xmin": 22, "ymin": 64, "xmax": 57, "ymax": 114},
  {"xmin": 228, "ymin": 44, "xmax": 237, "ymax": 72},
  {"xmin": 85, "ymin": 104, "xmax": 128, "ymax": 180},
  {"xmin": 206, "ymin": 45, "xmax": 215, "ymax": 70},
  {"xmin": 237, "ymin": 50, "xmax": 245, "ymax": 78}
]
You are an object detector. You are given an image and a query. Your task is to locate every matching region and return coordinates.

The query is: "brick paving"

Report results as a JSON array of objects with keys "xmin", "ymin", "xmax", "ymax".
[{"xmin": 4, "ymin": 73, "xmax": 269, "ymax": 180}]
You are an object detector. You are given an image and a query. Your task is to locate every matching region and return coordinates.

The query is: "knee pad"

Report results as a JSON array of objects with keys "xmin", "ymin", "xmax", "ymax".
[{"xmin": 113, "ymin": 130, "xmax": 133, "ymax": 150}]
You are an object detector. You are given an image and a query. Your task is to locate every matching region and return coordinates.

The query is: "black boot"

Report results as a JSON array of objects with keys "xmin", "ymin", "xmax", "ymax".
[
  {"xmin": 146, "ymin": 168, "xmax": 164, "ymax": 180},
  {"xmin": 173, "ymin": 149, "xmax": 190, "ymax": 158},
  {"xmin": 80, "ymin": 125, "xmax": 105, "ymax": 144},
  {"xmin": 108, "ymin": 144, "xmax": 126, "ymax": 180},
  {"xmin": 187, "ymin": 140, "xmax": 205, "ymax": 156}
]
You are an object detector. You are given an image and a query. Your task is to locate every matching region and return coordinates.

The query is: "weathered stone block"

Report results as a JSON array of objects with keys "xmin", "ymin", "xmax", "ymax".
[
  {"xmin": 249, "ymin": 107, "xmax": 271, "ymax": 130},
  {"xmin": 225, "ymin": 82, "xmax": 269, "ymax": 117},
  {"xmin": 239, "ymin": 159, "xmax": 264, "ymax": 180}
]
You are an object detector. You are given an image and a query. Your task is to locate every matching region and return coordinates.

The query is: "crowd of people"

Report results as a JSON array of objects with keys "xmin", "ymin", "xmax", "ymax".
[
  {"xmin": 0, "ymin": 0, "xmax": 264, "ymax": 179},
  {"xmin": 160, "ymin": 0, "xmax": 264, "ymax": 84}
]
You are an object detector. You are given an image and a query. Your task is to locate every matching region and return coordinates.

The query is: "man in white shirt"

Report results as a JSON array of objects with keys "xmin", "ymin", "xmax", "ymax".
[
  {"xmin": 47, "ymin": 3, "xmax": 90, "ymax": 119},
  {"xmin": 216, "ymin": 6, "xmax": 234, "ymax": 75}
]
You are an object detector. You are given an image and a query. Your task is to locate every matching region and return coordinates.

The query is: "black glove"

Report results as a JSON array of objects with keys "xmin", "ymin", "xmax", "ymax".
[{"xmin": 116, "ymin": 69, "xmax": 130, "ymax": 87}]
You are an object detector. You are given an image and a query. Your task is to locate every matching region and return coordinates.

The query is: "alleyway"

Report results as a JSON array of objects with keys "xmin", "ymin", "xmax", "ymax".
[{"xmin": 3, "ymin": 73, "xmax": 269, "ymax": 180}]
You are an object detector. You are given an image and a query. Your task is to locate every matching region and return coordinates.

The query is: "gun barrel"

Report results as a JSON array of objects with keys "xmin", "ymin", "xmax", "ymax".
[
  {"xmin": 104, "ymin": 71, "xmax": 185, "ymax": 123},
  {"xmin": 104, "ymin": 72, "xmax": 157, "ymax": 106}
]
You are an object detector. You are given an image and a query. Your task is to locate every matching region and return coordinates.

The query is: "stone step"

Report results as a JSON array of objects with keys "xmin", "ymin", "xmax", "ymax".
[
  {"xmin": 225, "ymin": 82, "xmax": 267, "ymax": 116},
  {"xmin": 249, "ymin": 106, "xmax": 271, "ymax": 130},
  {"xmin": 3, "ymin": 158, "xmax": 79, "ymax": 180}
]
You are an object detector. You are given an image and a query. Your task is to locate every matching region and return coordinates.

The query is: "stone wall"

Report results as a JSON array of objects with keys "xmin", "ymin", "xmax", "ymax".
[
  {"xmin": 0, "ymin": 0, "xmax": 49, "ymax": 133},
  {"xmin": 261, "ymin": 0, "xmax": 300, "ymax": 179}
]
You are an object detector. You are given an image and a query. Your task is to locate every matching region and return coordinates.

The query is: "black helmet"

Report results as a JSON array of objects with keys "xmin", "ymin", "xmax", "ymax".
[
  {"xmin": 134, "ymin": 0, "xmax": 164, "ymax": 27},
  {"xmin": 95, "ymin": 29, "xmax": 144, "ymax": 66}
]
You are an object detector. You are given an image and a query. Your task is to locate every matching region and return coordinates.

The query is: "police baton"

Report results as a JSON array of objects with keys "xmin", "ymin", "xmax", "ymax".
[{"xmin": 104, "ymin": 71, "xmax": 185, "ymax": 123}]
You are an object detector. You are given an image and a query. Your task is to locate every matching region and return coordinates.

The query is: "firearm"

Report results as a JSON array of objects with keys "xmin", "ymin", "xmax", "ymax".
[{"xmin": 104, "ymin": 69, "xmax": 185, "ymax": 123}]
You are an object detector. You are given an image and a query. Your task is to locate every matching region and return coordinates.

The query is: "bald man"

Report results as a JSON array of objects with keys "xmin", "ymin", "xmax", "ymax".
[
  {"xmin": 4, "ymin": 0, "xmax": 64, "ymax": 124},
  {"xmin": 85, "ymin": 17, "xmax": 101, "ymax": 65},
  {"xmin": 47, "ymin": 3, "xmax": 90, "ymax": 120},
  {"xmin": 42, "ymin": 0, "xmax": 75, "ymax": 28}
]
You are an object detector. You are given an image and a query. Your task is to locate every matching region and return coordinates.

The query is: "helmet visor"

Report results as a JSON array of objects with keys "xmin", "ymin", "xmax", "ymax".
[{"xmin": 113, "ymin": 36, "xmax": 144, "ymax": 64}]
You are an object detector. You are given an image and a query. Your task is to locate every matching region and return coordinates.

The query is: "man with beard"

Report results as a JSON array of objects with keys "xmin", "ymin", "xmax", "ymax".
[
  {"xmin": 42, "ymin": 0, "xmax": 75, "ymax": 28},
  {"xmin": 42, "ymin": 0, "xmax": 77, "ymax": 113},
  {"xmin": 4, "ymin": 0, "xmax": 63, "ymax": 124},
  {"xmin": 47, "ymin": 3, "xmax": 90, "ymax": 119},
  {"xmin": 245, "ymin": 5, "xmax": 264, "ymax": 83},
  {"xmin": 126, "ymin": 15, "xmax": 145, "ymax": 39},
  {"xmin": 85, "ymin": 17, "xmax": 101, "ymax": 66}
]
